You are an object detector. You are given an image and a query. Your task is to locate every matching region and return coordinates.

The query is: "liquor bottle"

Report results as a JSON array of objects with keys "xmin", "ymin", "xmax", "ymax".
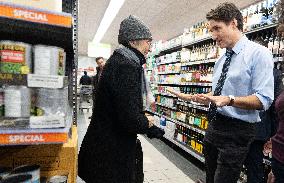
[
  {"xmin": 242, "ymin": 9, "xmax": 248, "ymax": 32},
  {"xmin": 178, "ymin": 125, "xmax": 183, "ymax": 142},
  {"xmin": 273, "ymin": 35, "xmax": 281, "ymax": 58},
  {"xmin": 188, "ymin": 108, "xmax": 194, "ymax": 125},
  {"xmin": 259, "ymin": 1, "xmax": 268, "ymax": 26},
  {"xmin": 252, "ymin": 4, "xmax": 259, "ymax": 29},
  {"xmin": 174, "ymin": 124, "xmax": 178, "ymax": 139},
  {"xmin": 190, "ymin": 131, "xmax": 196, "ymax": 149}
]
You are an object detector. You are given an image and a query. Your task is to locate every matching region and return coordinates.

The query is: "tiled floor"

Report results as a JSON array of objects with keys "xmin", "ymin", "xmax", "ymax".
[
  {"xmin": 77, "ymin": 109, "xmax": 205, "ymax": 183},
  {"xmin": 140, "ymin": 135, "xmax": 196, "ymax": 183}
]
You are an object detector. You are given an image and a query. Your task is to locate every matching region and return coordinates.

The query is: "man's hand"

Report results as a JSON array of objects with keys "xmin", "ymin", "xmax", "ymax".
[
  {"xmin": 193, "ymin": 94, "xmax": 212, "ymax": 105},
  {"xmin": 197, "ymin": 95, "xmax": 230, "ymax": 107}
]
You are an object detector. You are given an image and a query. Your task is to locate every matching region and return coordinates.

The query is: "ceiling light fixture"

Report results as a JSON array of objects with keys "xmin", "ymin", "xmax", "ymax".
[{"xmin": 92, "ymin": 0, "xmax": 125, "ymax": 44}]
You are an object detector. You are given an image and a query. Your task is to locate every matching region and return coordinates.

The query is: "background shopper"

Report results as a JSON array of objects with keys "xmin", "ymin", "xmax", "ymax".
[{"xmin": 79, "ymin": 71, "xmax": 91, "ymax": 85}]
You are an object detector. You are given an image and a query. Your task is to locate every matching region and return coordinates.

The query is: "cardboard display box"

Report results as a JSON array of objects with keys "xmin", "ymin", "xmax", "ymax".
[{"xmin": 0, "ymin": 126, "xmax": 78, "ymax": 183}]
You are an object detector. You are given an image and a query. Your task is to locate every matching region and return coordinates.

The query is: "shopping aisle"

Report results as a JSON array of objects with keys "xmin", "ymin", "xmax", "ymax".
[{"xmin": 77, "ymin": 111, "xmax": 205, "ymax": 183}]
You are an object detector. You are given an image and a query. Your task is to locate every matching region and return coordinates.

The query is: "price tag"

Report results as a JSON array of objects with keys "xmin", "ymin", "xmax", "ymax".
[
  {"xmin": 28, "ymin": 74, "xmax": 66, "ymax": 88},
  {"xmin": 30, "ymin": 115, "xmax": 65, "ymax": 128}
]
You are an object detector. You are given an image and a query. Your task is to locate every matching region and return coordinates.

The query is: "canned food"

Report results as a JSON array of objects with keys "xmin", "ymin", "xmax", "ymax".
[
  {"xmin": 48, "ymin": 175, "xmax": 68, "ymax": 183},
  {"xmin": 11, "ymin": 165, "xmax": 40, "ymax": 183},
  {"xmin": 36, "ymin": 87, "xmax": 68, "ymax": 116},
  {"xmin": 0, "ymin": 41, "xmax": 32, "ymax": 74},
  {"xmin": 0, "ymin": 174, "xmax": 32, "ymax": 183},
  {"xmin": 4, "ymin": 86, "xmax": 30, "ymax": 118},
  {"xmin": 34, "ymin": 45, "xmax": 66, "ymax": 76}
]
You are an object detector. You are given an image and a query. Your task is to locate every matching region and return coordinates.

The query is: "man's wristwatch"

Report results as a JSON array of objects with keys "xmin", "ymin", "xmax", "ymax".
[{"xmin": 228, "ymin": 95, "xmax": 235, "ymax": 106}]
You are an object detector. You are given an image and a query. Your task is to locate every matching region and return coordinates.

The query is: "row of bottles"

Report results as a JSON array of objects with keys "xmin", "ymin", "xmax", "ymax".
[
  {"xmin": 177, "ymin": 105, "xmax": 209, "ymax": 130},
  {"xmin": 156, "ymin": 95, "xmax": 177, "ymax": 109},
  {"xmin": 157, "ymin": 86, "xmax": 180, "ymax": 95},
  {"xmin": 243, "ymin": 0, "xmax": 279, "ymax": 32},
  {"xmin": 156, "ymin": 51, "xmax": 181, "ymax": 65},
  {"xmin": 180, "ymin": 86, "xmax": 212, "ymax": 95},
  {"xmin": 175, "ymin": 124, "xmax": 205, "ymax": 154},
  {"xmin": 157, "ymin": 63, "xmax": 181, "ymax": 73},
  {"xmin": 158, "ymin": 75, "xmax": 180, "ymax": 84},
  {"xmin": 182, "ymin": 22, "xmax": 210, "ymax": 44},
  {"xmin": 247, "ymin": 30, "xmax": 284, "ymax": 59},
  {"xmin": 149, "ymin": 0, "xmax": 280, "ymax": 55},
  {"xmin": 181, "ymin": 41, "xmax": 221, "ymax": 62},
  {"xmin": 146, "ymin": 56, "xmax": 155, "ymax": 70},
  {"xmin": 180, "ymin": 64, "xmax": 214, "ymax": 83}
]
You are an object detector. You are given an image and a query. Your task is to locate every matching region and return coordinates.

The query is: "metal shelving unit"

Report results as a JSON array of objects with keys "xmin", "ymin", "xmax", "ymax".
[{"xmin": 0, "ymin": 1, "xmax": 77, "ymax": 145}]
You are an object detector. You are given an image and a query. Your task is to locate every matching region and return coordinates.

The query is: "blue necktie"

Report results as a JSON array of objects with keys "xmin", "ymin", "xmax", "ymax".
[{"xmin": 208, "ymin": 49, "xmax": 234, "ymax": 123}]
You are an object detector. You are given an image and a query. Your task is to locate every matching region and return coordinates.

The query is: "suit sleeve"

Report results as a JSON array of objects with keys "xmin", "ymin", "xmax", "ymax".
[{"xmin": 113, "ymin": 63, "xmax": 149, "ymax": 134}]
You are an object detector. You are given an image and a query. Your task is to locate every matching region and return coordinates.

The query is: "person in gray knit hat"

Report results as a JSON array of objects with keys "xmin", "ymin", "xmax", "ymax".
[
  {"xmin": 78, "ymin": 15, "xmax": 164, "ymax": 183},
  {"xmin": 118, "ymin": 15, "xmax": 152, "ymax": 45}
]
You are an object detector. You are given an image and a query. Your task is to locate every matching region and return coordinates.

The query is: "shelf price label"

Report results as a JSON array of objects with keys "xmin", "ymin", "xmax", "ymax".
[
  {"xmin": 27, "ymin": 74, "xmax": 67, "ymax": 88},
  {"xmin": 0, "ymin": 132, "xmax": 68, "ymax": 145},
  {"xmin": 30, "ymin": 115, "xmax": 65, "ymax": 129},
  {"xmin": 0, "ymin": 3, "xmax": 72, "ymax": 27}
]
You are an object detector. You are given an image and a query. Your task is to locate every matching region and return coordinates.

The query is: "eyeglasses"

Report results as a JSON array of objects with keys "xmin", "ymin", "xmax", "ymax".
[{"xmin": 146, "ymin": 40, "xmax": 152, "ymax": 47}]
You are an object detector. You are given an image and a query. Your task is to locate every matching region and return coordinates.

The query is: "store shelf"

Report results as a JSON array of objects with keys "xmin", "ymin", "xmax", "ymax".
[
  {"xmin": 163, "ymin": 135, "xmax": 205, "ymax": 163},
  {"xmin": 157, "ymin": 60, "xmax": 181, "ymax": 66},
  {"xmin": 0, "ymin": 121, "xmax": 71, "ymax": 145},
  {"xmin": 157, "ymin": 82, "xmax": 180, "ymax": 85},
  {"xmin": 157, "ymin": 82, "xmax": 212, "ymax": 86},
  {"xmin": 181, "ymin": 59, "xmax": 216, "ymax": 66},
  {"xmin": 0, "ymin": 3, "xmax": 73, "ymax": 54},
  {"xmin": 157, "ymin": 72, "xmax": 180, "ymax": 75},
  {"xmin": 180, "ymin": 82, "xmax": 212, "ymax": 86},
  {"xmin": 0, "ymin": 73, "xmax": 27, "ymax": 85},
  {"xmin": 146, "ymin": 110, "xmax": 161, "ymax": 117},
  {"xmin": 182, "ymin": 36, "xmax": 212, "ymax": 48},
  {"xmin": 159, "ymin": 44, "xmax": 182, "ymax": 55},
  {"xmin": 181, "ymin": 24, "xmax": 278, "ymax": 49},
  {"xmin": 244, "ymin": 24, "xmax": 278, "ymax": 35},
  {"xmin": 146, "ymin": 110, "xmax": 206, "ymax": 135},
  {"xmin": 177, "ymin": 100, "xmax": 209, "ymax": 111},
  {"xmin": 156, "ymin": 102, "xmax": 177, "ymax": 110},
  {"xmin": 155, "ymin": 92, "xmax": 177, "ymax": 98},
  {"xmin": 0, "ymin": 74, "xmax": 68, "ymax": 88},
  {"xmin": 28, "ymin": 74, "xmax": 68, "ymax": 88},
  {"xmin": 162, "ymin": 115, "xmax": 206, "ymax": 135},
  {"xmin": 0, "ymin": 2, "xmax": 72, "ymax": 27},
  {"xmin": 173, "ymin": 119, "xmax": 206, "ymax": 135}
]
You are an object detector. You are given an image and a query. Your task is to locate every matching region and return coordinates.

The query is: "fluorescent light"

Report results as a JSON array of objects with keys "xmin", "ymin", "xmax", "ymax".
[{"xmin": 92, "ymin": 0, "xmax": 125, "ymax": 44}]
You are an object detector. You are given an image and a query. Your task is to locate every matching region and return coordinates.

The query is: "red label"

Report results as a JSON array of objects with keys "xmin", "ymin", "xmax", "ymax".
[{"xmin": 0, "ymin": 50, "xmax": 24, "ymax": 63}]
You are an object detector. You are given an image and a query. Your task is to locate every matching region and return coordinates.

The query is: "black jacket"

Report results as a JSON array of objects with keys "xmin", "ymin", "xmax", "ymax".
[
  {"xmin": 92, "ymin": 67, "xmax": 102, "ymax": 93},
  {"xmin": 78, "ymin": 47, "xmax": 163, "ymax": 183},
  {"xmin": 79, "ymin": 75, "xmax": 92, "ymax": 85},
  {"xmin": 255, "ymin": 68, "xmax": 283, "ymax": 141}
]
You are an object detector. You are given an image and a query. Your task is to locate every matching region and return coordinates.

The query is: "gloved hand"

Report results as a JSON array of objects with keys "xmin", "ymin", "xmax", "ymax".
[{"xmin": 146, "ymin": 126, "xmax": 165, "ymax": 139}]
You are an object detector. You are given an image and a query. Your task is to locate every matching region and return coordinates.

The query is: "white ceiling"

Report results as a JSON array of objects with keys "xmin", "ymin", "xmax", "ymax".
[{"xmin": 78, "ymin": 0, "xmax": 262, "ymax": 55}]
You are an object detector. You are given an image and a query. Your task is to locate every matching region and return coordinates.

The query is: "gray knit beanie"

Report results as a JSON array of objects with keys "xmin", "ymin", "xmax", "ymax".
[{"xmin": 118, "ymin": 15, "xmax": 152, "ymax": 44}]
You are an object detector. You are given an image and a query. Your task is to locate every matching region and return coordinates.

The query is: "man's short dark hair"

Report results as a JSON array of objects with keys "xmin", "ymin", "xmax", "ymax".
[
  {"xmin": 206, "ymin": 2, "xmax": 243, "ymax": 31},
  {"xmin": 84, "ymin": 71, "xmax": 87, "ymax": 75},
  {"xmin": 96, "ymin": 57, "xmax": 104, "ymax": 62}
]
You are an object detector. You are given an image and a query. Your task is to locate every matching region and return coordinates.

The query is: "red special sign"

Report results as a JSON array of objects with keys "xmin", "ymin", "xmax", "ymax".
[{"xmin": 0, "ymin": 50, "xmax": 24, "ymax": 63}]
